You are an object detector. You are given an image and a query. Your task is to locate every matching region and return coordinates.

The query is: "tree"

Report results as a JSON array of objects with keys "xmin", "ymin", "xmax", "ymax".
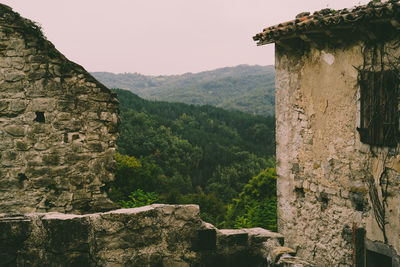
[
  {"xmin": 224, "ymin": 167, "xmax": 277, "ymax": 231},
  {"xmin": 108, "ymin": 153, "xmax": 165, "ymax": 202},
  {"xmin": 109, "ymin": 89, "xmax": 277, "ymax": 227}
]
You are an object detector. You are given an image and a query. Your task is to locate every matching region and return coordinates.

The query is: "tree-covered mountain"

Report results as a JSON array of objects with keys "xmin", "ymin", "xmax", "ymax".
[
  {"xmin": 92, "ymin": 65, "xmax": 275, "ymax": 116},
  {"xmin": 110, "ymin": 89, "xmax": 276, "ymax": 228}
]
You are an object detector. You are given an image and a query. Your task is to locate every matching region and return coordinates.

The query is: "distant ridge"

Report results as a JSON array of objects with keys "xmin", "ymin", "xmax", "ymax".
[{"xmin": 92, "ymin": 65, "xmax": 275, "ymax": 116}]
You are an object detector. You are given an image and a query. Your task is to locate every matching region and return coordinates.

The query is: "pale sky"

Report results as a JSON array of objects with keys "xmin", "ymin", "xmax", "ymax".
[{"xmin": 2, "ymin": 0, "xmax": 369, "ymax": 75}]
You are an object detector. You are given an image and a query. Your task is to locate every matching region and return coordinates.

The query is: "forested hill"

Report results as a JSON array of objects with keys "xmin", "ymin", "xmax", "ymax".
[
  {"xmin": 92, "ymin": 65, "xmax": 275, "ymax": 116},
  {"xmin": 110, "ymin": 89, "xmax": 276, "ymax": 228}
]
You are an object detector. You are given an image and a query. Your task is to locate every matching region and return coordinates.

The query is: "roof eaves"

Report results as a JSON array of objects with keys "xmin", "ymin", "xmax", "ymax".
[{"xmin": 253, "ymin": 0, "xmax": 400, "ymax": 46}]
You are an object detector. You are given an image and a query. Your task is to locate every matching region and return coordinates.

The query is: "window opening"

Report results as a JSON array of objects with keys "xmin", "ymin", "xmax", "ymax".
[
  {"xmin": 365, "ymin": 239, "xmax": 399, "ymax": 267},
  {"xmin": 353, "ymin": 227, "xmax": 366, "ymax": 267},
  {"xmin": 34, "ymin": 111, "xmax": 45, "ymax": 123},
  {"xmin": 366, "ymin": 249, "xmax": 392, "ymax": 267},
  {"xmin": 358, "ymin": 70, "xmax": 399, "ymax": 147}
]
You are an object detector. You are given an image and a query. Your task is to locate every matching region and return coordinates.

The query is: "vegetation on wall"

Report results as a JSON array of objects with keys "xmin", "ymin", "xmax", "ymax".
[
  {"xmin": 109, "ymin": 89, "xmax": 277, "ymax": 229},
  {"xmin": 357, "ymin": 40, "xmax": 400, "ymax": 244}
]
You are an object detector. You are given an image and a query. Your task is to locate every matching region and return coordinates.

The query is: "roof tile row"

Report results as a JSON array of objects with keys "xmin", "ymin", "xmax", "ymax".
[{"xmin": 253, "ymin": 0, "xmax": 400, "ymax": 45}]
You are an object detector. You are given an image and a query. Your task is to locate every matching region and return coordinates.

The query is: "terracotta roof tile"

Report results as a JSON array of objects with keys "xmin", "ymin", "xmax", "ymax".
[{"xmin": 253, "ymin": 0, "xmax": 400, "ymax": 45}]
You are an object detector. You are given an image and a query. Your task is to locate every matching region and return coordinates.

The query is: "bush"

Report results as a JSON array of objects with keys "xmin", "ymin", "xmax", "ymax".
[
  {"xmin": 224, "ymin": 168, "xmax": 277, "ymax": 231},
  {"xmin": 119, "ymin": 189, "xmax": 160, "ymax": 208}
]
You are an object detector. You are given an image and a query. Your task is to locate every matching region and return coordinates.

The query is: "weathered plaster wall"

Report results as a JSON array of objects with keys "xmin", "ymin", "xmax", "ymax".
[
  {"xmin": 0, "ymin": 4, "xmax": 119, "ymax": 214},
  {"xmin": 275, "ymin": 40, "xmax": 400, "ymax": 265},
  {"xmin": 0, "ymin": 204, "xmax": 308, "ymax": 267}
]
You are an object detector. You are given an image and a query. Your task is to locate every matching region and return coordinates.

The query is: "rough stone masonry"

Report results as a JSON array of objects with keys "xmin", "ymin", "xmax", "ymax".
[
  {"xmin": 0, "ymin": 4, "xmax": 119, "ymax": 214},
  {"xmin": 254, "ymin": 1, "xmax": 400, "ymax": 266},
  {"xmin": 0, "ymin": 204, "xmax": 311, "ymax": 267},
  {"xmin": 0, "ymin": 4, "xmax": 315, "ymax": 267}
]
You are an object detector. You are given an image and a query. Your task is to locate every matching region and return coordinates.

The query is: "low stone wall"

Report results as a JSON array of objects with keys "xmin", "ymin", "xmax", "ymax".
[{"xmin": 0, "ymin": 204, "xmax": 309, "ymax": 267}]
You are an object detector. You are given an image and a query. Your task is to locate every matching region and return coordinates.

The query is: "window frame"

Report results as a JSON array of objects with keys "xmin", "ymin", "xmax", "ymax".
[{"xmin": 358, "ymin": 70, "xmax": 399, "ymax": 147}]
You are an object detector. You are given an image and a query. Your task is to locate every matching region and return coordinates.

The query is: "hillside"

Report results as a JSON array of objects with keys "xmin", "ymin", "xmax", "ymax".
[
  {"xmin": 92, "ymin": 65, "xmax": 275, "ymax": 116},
  {"xmin": 110, "ymin": 89, "xmax": 276, "ymax": 227}
]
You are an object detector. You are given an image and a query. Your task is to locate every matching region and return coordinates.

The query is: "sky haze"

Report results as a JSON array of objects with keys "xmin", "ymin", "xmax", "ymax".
[{"xmin": 2, "ymin": 0, "xmax": 370, "ymax": 75}]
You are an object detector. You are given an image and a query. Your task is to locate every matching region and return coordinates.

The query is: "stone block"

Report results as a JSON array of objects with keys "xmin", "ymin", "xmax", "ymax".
[
  {"xmin": 42, "ymin": 218, "xmax": 90, "ymax": 254},
  {"xmin": 174, "ymin": 204, "xmax": 199, "ymax": 221},
  {"xmin": 242, "ymin": 227, "xmax": 284, "ymax": 244},
  {"xmin": 218, "ymin": 229, "xmax": 249, "ymax": 246},
  {"xmin": 4, "ymin": 71, "xmax": 24, "ymax": 82},
  {"xmin": 5, "ymin": 125, "xmax": 25, "ymax": 136},
  {"xmin": 0, "ymin": 100, "xmax": 8, "ymax": 111},
  {"xmin": 33, "ymin": 143, "xmax": 48, "ymax": 151},
  {"xmin": 15, "ymin": 140, "xmax": 30, "ymax": 151},
  {"xmin": 30, "ymin": 98, "xmax": 56, "ymax": 112},
  {"xmin": 42, "ymin": 153, "xmax": 60, "ymax": 165},
  {"xmin": 270, "ymin": 246, "xmax": 296, "ymax": 263},
  {"xmin": 73, "ymin": 191, "xmax": 92, "ymax": 201},
  {"xmin": 0, "ymin": 218, "xmax": 31, "ymax": 266},
  {"xmin": 87, "ymin": 142, "xmax": 103, "ymax": 152},
  {"xmin": 309, "ymin": 183, "xmax": 317, "ymax": 192}
]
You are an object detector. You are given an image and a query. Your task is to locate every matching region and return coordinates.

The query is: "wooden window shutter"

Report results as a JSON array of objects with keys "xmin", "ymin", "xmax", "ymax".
[
  {"xmin": 382, "ymin": 71, "xmax": 398, "ymax": 146},
  {"xmin": 358, "ymin": 70, "xmax": 399, "ymax": 147}
]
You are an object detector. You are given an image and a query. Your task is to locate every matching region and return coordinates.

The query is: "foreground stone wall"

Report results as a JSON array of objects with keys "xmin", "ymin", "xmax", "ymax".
[
  {"xmin": 275, "ymin": 39, "xmax": 400, "ymax": 265},
  {"xmin": 0, "ymin": 4, "xmax": 119, "ymax": 213},
  {"xmin": 0, "ymin": 204, "xmax": 309, "ymax": 267}
]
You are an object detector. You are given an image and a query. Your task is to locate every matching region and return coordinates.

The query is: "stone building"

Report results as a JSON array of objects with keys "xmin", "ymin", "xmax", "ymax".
[
  {"xmin": 0, "ymin": 4, "xmax": 119, "ymax": 214},
  {"xmin": 254, "ymin": 1, "xmax": 400, "ymax": 266},
  {"xmin": 0, "ymin": 5, "xmax": 310, "ymax": 267}
]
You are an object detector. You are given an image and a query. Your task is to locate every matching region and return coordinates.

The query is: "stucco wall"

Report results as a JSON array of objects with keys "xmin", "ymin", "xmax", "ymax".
[
  {"xmin": 0, "ymin": 4, "xmax": 119, "ymax": 214},
  {"xmin": 275, "ymin": 40, "xmax": 400, "ymax": 265}
]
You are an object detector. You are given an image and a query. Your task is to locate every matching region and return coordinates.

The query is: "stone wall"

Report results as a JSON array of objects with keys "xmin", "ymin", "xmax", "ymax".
[
  {"xmin": 0, "ymin": 6, "xmax": 311, "ymax": 266},
  {"xmin": 275, "ymin": 39, "xmax": 400, "ymax": 265},
  {"xmin": 0, "ymin": 4, "xmax": 119, "ymax": 214},
  {"xmin": 0, "ymin": 204, "xmax": 310, "ymax": 267}
]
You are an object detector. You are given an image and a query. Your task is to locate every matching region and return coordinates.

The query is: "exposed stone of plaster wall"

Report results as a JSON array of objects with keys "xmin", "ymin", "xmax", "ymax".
[
  {"xmin": 0, "ymin": 204, "xmax": 310, "ymax": 267},
  {"xmin": 0, "ymin": 4, "xmax": 119, "ymax": 214},
  {"xmin": 275, "ymin": 39, "xmax": 400, "ymax": 266}
]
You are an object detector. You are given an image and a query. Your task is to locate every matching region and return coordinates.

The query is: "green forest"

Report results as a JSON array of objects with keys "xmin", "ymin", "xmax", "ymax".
[
  {"xmin": 92, "ymin": 65, "xmax": 275, "ymax": 116},
  {"xmin": 109, "ymin": 89, "xmax": 277, "ymax": 230}
]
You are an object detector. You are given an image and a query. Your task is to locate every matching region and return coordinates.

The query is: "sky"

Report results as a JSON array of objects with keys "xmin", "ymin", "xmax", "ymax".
[{"xmin": 2, "ymin": 0, "xmax": 370, "ymax": 75}]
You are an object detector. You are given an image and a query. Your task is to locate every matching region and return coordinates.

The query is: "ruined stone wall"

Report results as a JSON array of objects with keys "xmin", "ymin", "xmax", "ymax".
[
  {"xmin": 0, "ymin": 4, "xmax": 119, "ymax": 214},
  {"xmin": 275, "ymin": 39, "xmax": 400, "ymax": 265},
  {"xmin": 0, "ymin": 204, "xmax": 306, "ymax": 267}
]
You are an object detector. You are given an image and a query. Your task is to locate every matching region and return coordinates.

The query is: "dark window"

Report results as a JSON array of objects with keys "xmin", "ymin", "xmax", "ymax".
[
  {"xmin": 358, "ymin": 70, "xmax": 399, "ymax": 147},
  {"xmin": 366, "ymin": 249, "xmax": 392, "ymax": 267},
  {"xmin": 34, "ymin": 111, "xmax": 45, "ymax": 123},
  {"xmin": 354, "ymin": 227, "xmax": 366, "ymax": 267}
]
